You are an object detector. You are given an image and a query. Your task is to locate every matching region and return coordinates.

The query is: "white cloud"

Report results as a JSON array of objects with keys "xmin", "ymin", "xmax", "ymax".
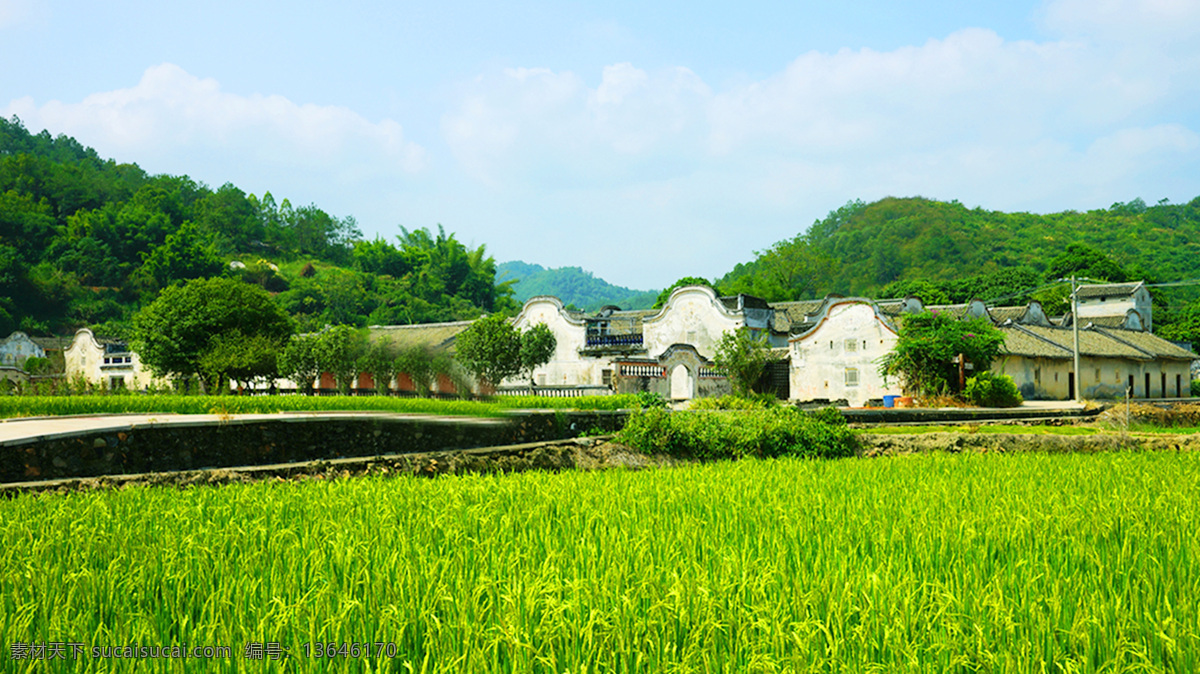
[
  {"xmin": 440, "ymin": 18, "xmax": 1200, "ymax": 286},
  {"xmin": 442, "ymin": 63, "xmax": 709, "ymax": 184},
  {"xmin": 4, "ymin": 63, "xmax": 427, "ymax": 176}
]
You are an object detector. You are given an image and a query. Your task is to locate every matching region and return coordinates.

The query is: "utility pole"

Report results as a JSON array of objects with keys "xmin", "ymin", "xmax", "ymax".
[{"xmin": 1071, "ymin": 275, "xmax": 1081, "ymax": 404}]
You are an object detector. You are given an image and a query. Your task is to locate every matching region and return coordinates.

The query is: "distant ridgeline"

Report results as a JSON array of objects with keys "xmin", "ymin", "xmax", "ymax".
[{"xmin": 497, "ymin": 261, "xmax": 658, "ymax": 312}]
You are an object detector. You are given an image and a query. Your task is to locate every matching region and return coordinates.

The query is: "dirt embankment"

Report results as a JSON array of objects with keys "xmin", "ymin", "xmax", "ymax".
[
  {"xmin": 2, "ymin": 437, "xmax": 678, "ymax": 495},
  {"xmin": 856, "ymin": 431, "xmax": 1200, "ymax": 457}
]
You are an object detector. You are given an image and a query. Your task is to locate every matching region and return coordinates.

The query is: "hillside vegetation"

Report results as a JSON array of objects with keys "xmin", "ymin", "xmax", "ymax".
[
  {"xmin": 0, "ymin": 116, "xmax": 513, "ymax": 337},
  {"xmin": 721, "ymin": 196, "xmax": 1200, "ymax": 301},
  {"xmin": 717, "ymin": 196, "xmax": 1200, "ymax": 345}
]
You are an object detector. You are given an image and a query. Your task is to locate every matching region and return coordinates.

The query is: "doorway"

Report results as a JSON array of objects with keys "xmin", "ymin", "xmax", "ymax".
[{"xmin": 670, "ymin": 364, "xmax": 693, "ymax": 400}]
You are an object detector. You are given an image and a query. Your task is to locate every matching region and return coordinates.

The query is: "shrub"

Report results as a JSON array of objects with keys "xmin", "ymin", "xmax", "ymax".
[
  {"xmin": 633, "ymin": 391, "xmax": 667, "ymax": 409},
  {"xmin": 690, "ymin": 394, "xmax": 774, "ymax": 411},
  {"xmin": 1192, "ymin": 379, "xmax": 1200, "ymax": 398},
  {"xmin": 963, "ymin": 371, "xmax": 1023, "ymax": 408},
  {"xmin": 615, "ymin": 406, "xmax": 856, "ymax": 460}
]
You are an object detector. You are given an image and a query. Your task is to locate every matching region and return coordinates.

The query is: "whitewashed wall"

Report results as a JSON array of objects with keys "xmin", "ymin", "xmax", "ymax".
[
  {"xmin": 642, "ymin": 286, "xmax": 742, "ymax": 361},
  {"xmin": 789, "ymin": 302, "xmax": 902, "ymax": 407},
  {"xmin": 509, "ymin": 297, "xmax": 604, "ymax": 386}
]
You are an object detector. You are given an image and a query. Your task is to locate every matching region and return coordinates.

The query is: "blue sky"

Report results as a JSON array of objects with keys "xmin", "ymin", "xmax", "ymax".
[{"xmin": 4, "ymin": 0, "xmax": 1200, "ymax": 290}]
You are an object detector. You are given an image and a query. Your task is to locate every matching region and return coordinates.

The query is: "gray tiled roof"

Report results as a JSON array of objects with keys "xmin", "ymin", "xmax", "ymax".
[
  {"xmin": 769, "ymin": 300, "xmax": 824, "ymax": 331},
  {"xmin": 998, "ymin": 326, "xmax": 1073, "ymax": 358},
  {"xmin": 987, "ymin": 306, "xmax": 1027, "ymax": 324},
  {"xmin": 1076, "ymin": 282, "xmax": 1141, "ymax": 299},
  {"xmin": 367, "ymin": 321, "xmax": 474, "ymax": 352},
  {"xmin": 1094, "ymin": 328, "xmax": 1199, "ymax": 361},
  {"xmin": 1018, "ymin": 325, "xmax": 1151, "ymax": 360}
]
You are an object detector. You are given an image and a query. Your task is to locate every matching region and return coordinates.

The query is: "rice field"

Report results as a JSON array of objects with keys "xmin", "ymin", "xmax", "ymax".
[
  {"xmin": 2, "ymin": 451, "xmax": 1199, "ymax": 672},
  {"xmin": 0, "ymin": 393, "xmax": 637, "ymax": 420}
]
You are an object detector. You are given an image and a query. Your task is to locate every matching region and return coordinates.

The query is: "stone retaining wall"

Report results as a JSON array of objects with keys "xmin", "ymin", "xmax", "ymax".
[{"xmin": 1, "ymin": 410, "xmax": 628, "ymax": 483}]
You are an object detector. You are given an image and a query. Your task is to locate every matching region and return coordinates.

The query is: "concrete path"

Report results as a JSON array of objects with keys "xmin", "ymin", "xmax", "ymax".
[{"xmin": 0, "ymin": 411, "xmax": 503, "ymax": 446}]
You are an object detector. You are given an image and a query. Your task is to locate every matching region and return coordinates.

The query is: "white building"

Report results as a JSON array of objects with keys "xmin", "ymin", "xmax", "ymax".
[{"xmin": 63, "ymin": 328, "xmax": 166, "ymax": 390}]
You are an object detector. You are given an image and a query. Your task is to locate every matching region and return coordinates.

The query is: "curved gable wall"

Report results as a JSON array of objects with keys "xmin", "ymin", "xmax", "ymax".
[{"xmin": 642, "ymin": 286, "xmax": 742, "ymax": 360}]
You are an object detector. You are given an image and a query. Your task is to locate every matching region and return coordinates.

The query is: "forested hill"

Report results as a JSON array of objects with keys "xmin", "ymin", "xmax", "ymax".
[
  {"xmin": 0, "ymin": 116, "xmax": 514, "ymax": 337},
  {"xmin": 721, "ymin": 196, "xmax": 1200, "ymax": 302},
  {"xmin": 497, "ymin": 261, "xmax": 658, "ymax": 311}
]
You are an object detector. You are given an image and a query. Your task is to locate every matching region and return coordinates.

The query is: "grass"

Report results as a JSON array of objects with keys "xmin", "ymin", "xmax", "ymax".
[
  {"xmin": 0, "ymin": 394, "xmax": 641, "ymax": 420},
  {"xmin": 2, "ymin": 452, "xmax": 1198, "ymax": 672},
  {"xmin": 862, "ymin": 423, "xmax": 1104, "ymax": 436}
]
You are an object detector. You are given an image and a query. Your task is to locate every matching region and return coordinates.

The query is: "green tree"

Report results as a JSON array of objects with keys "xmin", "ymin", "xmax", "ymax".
[
  {"xmin": 713, "ymin": 329, "xmax": 772, "ymax": 397},
  {"xmin": 198, "ymin": 330, "xmax": 282, "ymax": 392},
  {"xmin": 136, "ymin": 221, "xmax": 224, "ymax": 290},
  {"xmin": 132, "ymin": 278, "xmax": 294, "ymax": 389},
  {"xmin": 277, "ymin": 333, "xmax": 323, "ymax": 395},
  {"xmin": 1046, "ymin": 244, "xmax": 1128, "ymax": 284},
  {"xmin": 1158, "ymin": 302, "xmax": 1200, "ymax": 352},
  {"xmin": 879, "ymin": 311, "xmax": 1005, "ymax": 398},
  {"xmin": 396, "ymin": 344, "xmax": 438, "ymax": 397},
  {"xmin": 454, "ymin": 316, "xmax": 557, "ymax": 390},
  {"xmin": 358, "ymin": 341, "xmax": 400, "ymax": 395},
  {"xmin": 653, "ymin": 277, "xmax": 719, "ymax": 309},
  {"xmin": 454, "ymin": 315, "xmax": 523, "ymax": 389},
  {"xmin": 519, "ymin": 323, "xmax": 557, "ymax": 384},
  {"xmin": 316, "ymin": 325, "xmax": 367, "ymax": 395}
]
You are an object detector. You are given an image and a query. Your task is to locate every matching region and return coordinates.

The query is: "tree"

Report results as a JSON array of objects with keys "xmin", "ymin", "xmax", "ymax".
[
  {"xmin": 132, "ymin": 277, "xmax": 294, "ymax": 389},
  {"xmin": 713, "ymin": 329, "xmax": 772, "ymax": 397},
  {"xmin": 358, "ymin": 341, "xmax": 399, "ymax": 395},
  {"xmin": 396, "ymin": 344, "xmax": 438, "ymax": 397},
  {"xmin": 198, "ymin": 330, "xmax": 281, "ymax": 392},
  {"xmin": 1046, "ymin": 244, "xmax": 1128, "ymax": 284},
  {"xmin": 653, "ymin": 277, "xmax": 719, "ymax": 309},
  {"xmin": 879, "ymin": 311, "xmax": 1005, "ymax": 398},
  {"xmin": 454, "ymin": 316, "xmax": 557, "ymax": 390},
  {"xmin": 1158, "ymin": 302, "xmax": 1200, "ymax": 352},
  {"xmin": 315, "ymin": 325, "xmax": 366, "ymax": 395},
  {"xmin": 277, "ymin": 333, "xmax": 322, "ymax": 395},
  {"xmin": 519, "ymin": 323, "xmax": 557, "ymax": 384}
]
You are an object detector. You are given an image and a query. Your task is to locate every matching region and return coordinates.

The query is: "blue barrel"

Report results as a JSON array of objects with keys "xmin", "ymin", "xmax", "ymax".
[{"xmin": 883, "ymin": 395, "xmax": 897, "ymax": 408}]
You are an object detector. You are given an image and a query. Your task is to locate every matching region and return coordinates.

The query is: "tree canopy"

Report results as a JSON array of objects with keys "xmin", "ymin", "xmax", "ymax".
[
  {"xmin": 455, "ymin": 316, "xmax": 557, "ymax": 389},
  {"xmin": 879, "ymin": 311, "xmax": 1005, "ymax": 398},
  {"xmin": 131, "ymin": 277, "xmax": 295, "ymax": 387}
]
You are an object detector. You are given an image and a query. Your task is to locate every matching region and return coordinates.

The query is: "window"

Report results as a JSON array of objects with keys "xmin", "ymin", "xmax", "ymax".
[
  {"xmin": 845, "ymin": 339, "xmax": 857, "ymax": 352},
  {"xmin": 1095, "ymin": 368, "xmax": 1100, "ymax": 383},
  {"xmin": 845, "ymin": 368, "xmax": 859, "ymax": 387},
  {"xmin": 601, "ymin": 369, "xmax": 612, "ymax": 387}
]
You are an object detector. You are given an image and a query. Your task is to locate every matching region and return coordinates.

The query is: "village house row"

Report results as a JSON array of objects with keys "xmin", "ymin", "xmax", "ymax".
[{"xmin": 1, "ymin": 282, "xmax": 1195, "ymax": 405}]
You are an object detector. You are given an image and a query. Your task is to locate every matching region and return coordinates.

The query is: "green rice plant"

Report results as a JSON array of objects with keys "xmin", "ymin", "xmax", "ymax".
[
  {"xmin": 492, "ymin": 394, "xmax": 638, "ymax": 411},
  {"xmin": 0, "ymin": 394, "xmax": 642, "ymax": 420},
  {"xmin": 1, "ymin": 452, "xmax": 1198, "ymax": 672}
]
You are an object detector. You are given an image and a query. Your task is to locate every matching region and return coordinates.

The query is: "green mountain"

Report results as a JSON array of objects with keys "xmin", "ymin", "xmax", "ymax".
[
  {"xmin": 717, "ymin": 195, "xmax": 1200, "ymax": 345},
  {"xmin": 497, "ymin": 262, "xmax": 658, "ymax": 311},
  {"xmin": 721, "ymin": 196, "xmax": 1200, "ymax": 300}
]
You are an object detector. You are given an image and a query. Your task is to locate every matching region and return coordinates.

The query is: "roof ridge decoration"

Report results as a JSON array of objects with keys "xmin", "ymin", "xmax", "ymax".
[
  {"xmin": 789, "ymin": 298, "xmax": 900, "ymax": 341},
  {"xmin": 643, "ymin": 285, "xmax": 741, "ymax": 326},
  {"xmin": 513, "ymin": 295, "xmax": 588, "ymax": 328}
]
